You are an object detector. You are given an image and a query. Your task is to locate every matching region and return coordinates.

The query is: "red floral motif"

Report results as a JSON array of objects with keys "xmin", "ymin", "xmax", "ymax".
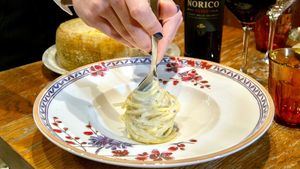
[
  {"xmin": 166, "ymin": 57, "xmax": 183, "ymax": 73},
  {"xmin": 136, "ymin": 152, "xmax": 148, "ymax": 161},
  {"xmin": 159, "ymin": 79, "xmax": 168, "ymax": 85},
  {"xmin": 168, "ymin": 139, "xmax": 197, "ymax": 152},
  {"xmin": 53, "ymin": 129, "xmax": 62, "ymax": 133},
  {"xmin": 90, "ymin": 62, "xmax": 108, "ymax": 77},
  {"xmin": 189, "ymin": 139, "xmax": 197, "ymax": 143},
  {"xmin": 167, "ymin": 57, "xmax": 212, "ymax": 71},
  {"xmin": 179, "ymin": 69, "xmax": 202, "ymax": 82},
  {"xmin": 51, "ymin": 117, "xmax": 87, "ymax": 151},
  {"xmin": 168, "ymin": 143, "xmax": 185, "ymax": 151},
  {"xmin": 179, "ymin": 69, "xmax": 210, "ymax": 89},
  {"xmin": 150, "ymin": 150, "xmax": 173, "ymax": 161},
  {"xmin": 168, "ymin": 146, "xmax": 178, "ymax": 151},
  {"xmin": 173, "ymin": 80, "xmax": 179, "ymax": 86},
  {"xmin": 200, "ymin": 61, "xmax": 212, "ymax": 70},
  {"xmin": 136, "ymin": 139, "xmax": 197, "ymax": 161},
  {"xmin": 51, "ymin": 117, "xmax": 198, "ymax": 160},
  {"xmin": 65, "ymin": 141, "xmax": 75, "ymax": 145},
  {"xmin": 160, "ymin": 68, "xmax": 210, "ymax": 89},
  {"xmin": 136, "ymin": 150, "xmax": 173, "ymax": 161},
  {"xmin": 187, "ymin": 59, "xmax": 196, "ymax": 67},
  {"xmin": 83, "ymin": 131, "xmax": 93, "ymax": 136},
  {"xmin": 112, "ymin": 150, "xmax": 129, "ymax": 157}
]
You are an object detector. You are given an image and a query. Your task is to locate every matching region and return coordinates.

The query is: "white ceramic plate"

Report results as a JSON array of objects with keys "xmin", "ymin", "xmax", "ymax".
[
  {"xmin": 42, "ymin": 44, "xmax": 181, "ymax": 75},
  {"xmin": 33, "ymin": 56, "xmax": 274, "ymax": 168}
]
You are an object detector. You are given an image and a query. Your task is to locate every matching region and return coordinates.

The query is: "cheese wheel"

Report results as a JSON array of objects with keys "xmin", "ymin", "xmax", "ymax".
[{"xmin": 56, "ymin": 18, "xmax": 144, "ymax": 70}]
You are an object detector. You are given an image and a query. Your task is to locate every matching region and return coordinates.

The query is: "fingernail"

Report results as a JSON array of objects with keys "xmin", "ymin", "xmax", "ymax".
[
  {"xmin": 153, "ymin": 32, "xmax": 163, "ymax": 40},
  {"xmin": 176, "ymin": 5, "xmax": 180, "ymax": 12}
]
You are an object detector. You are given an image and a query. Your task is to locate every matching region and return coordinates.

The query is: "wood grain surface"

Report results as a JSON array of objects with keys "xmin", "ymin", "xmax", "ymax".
[{"xmin": 0, "ymin": 25, "xmax": 299, "ymax": 169}]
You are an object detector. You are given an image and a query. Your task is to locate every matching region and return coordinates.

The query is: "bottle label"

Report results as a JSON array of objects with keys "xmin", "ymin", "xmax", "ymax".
[
  {"xmin": 184, "ymin": 0, "xmax": 224, "ymax": 62},
  {"xmin": 186, "ymin": 0, "xmax": 224, "ymax": 32}
]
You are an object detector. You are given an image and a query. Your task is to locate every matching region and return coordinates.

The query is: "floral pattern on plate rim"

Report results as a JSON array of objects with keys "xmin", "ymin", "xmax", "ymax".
[
  {"xmin": 159, "ymin": 57, "xmax": 211, "ymax": 89},
  {"xmin": 51, "ymin": 116, "xmax": 197, "ymax": 161},
  {"xmin": 38, "ymin": 56, "xmax": 270, "ymax": 161}
]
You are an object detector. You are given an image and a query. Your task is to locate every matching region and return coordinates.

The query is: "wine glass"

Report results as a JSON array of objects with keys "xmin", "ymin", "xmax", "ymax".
[
  {"xmin": 263, "ymin": 0, "xmax": 297, "ymax": 63},
  {"xmin": 250, "ymin": 0, "xmax": 297, "ymax": 83},
  {"xmin": 225, "ymin": 0, "xmax": 276, "ymax": 77}
]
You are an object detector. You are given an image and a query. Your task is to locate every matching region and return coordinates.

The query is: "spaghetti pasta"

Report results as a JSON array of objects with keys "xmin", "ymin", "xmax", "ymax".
[{"xmin": 122, "ymin": 80, "xmax": 180, "ymax": 144}]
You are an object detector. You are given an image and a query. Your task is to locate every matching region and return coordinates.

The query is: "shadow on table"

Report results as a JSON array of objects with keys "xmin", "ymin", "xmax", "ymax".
[
  {"xmin": 41, "ymin": 65, "xmax": 60, "ymax": 81},
  {"xmin": 31, "ymin": 130, "xmax": 271, "ymax": 169},
  {"xmin": 0, "ymin": 66, "xmax": 54, "ymax": 121},
  {"xmin": 0, "ymin": 65, "xmax": 58, "ymax": 121}
]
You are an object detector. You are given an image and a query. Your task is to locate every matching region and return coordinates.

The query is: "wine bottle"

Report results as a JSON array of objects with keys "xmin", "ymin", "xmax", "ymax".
[{"xmin": 184, "ymin": 0, "xmax": 225, "ymax": 62}]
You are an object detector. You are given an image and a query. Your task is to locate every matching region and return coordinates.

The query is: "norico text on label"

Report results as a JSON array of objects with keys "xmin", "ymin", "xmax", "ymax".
[{"xmin": 188, "ymin": 0, "xmax": 220, "ymax": 8}]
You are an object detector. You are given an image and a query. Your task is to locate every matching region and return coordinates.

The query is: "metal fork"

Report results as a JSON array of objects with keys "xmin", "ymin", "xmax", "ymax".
[
  {"xmin": 137, "ymin": 36, "xmax": 159, "ymax": 91},
  {"xmin": 136, "ymin": 0, "xmax": 159, "ymax": 92}
]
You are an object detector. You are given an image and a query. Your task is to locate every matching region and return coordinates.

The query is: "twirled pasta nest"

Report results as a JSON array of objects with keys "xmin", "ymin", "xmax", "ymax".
[{"xmin": 122, "ymin": 80, "xmax": 179, "ymax": 144}]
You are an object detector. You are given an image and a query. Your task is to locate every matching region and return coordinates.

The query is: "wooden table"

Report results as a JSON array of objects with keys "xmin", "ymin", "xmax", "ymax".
[{"xmin": 0, "ymin": 25, "xmax": 299, "ymax": 169}]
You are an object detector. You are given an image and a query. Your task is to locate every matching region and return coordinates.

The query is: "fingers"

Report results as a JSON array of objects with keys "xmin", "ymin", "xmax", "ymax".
[
  {"xmin": 159, "ymin": 0, "xmax": 179, "ymax": 20},
  {"xmin": 92, "ymin": 17, "xmax": 134, "ymax": 47},
  {"xmin": 73, "ymin": 0, "xmax": 181, "ymax": 58},
  {"xmin": 157, "ymin": 1, "xmax": 183, "ymax": 62},
  {"xmin": 126, "ymin": 0, "xmax": 163, "ymax": 35},
  {"xmin": 73, "ymin": 0, "xmax": 133, "ymax": 47},
  {"xmin": 110, "ymin": 0, "xmax": 152, "ymax": 51},
  {"xmin": 98, "ymin": 2, "xmax": 137, "ymax": 47}
]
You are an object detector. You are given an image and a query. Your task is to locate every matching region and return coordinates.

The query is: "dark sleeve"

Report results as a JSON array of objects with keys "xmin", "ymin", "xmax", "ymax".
[{"xmin": 0, "ymin": 0, "xmax": 76, "ymax": 71}]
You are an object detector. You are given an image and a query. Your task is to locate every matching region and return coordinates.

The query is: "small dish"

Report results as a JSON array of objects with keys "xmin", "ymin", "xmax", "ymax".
[
  {"xmin": 42, "ymin": 45, "xmax": 68, "ymax": 75},
  {"xmin": 42, "ymin": 44, "xmax": 181, "ymax": 75}
]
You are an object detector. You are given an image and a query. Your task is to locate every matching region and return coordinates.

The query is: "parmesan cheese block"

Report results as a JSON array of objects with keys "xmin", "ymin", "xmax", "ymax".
[{"xmin": 56, "ymin": 18, "xmax": 145, "ymax": 70}]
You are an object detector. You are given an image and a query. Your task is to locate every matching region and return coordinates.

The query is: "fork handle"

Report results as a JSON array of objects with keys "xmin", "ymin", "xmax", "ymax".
[{"xmin": 151, "ymin": 36, "xmax": 159, "ymax": 77}]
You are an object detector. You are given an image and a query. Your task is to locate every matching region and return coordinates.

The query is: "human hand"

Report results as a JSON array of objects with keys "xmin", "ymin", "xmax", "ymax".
[{"xmin": 72, "ymin": 0, "xmax": 182, "ymax": 62}]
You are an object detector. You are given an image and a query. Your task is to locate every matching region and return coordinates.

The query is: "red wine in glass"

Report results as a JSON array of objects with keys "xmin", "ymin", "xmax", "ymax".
[
  {"xmin": 225, "ymin": 0, "xmax": 276, "ymax": 23},
  {"xmin": 225, "ymin": 0, "xmax": 276, "ymax": 77}
]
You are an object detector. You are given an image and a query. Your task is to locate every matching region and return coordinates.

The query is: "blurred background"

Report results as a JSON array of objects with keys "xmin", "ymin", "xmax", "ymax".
[
  {"xmin": 0, "ymin": 0, "xmax": 299, "ymax": 71},
  {"xmin": 174, "ymin": 0, "xmax": 300, "ymax": 28},
  {"xmin": 0, "ymin": 1, "xmax": 75, "ymax": 71}
]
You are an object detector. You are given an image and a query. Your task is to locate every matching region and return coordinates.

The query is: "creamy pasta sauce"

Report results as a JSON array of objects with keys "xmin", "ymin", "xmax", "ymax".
[{"xmin": 122, "ymin": 80, "xmax": 180, "ymax": 144}]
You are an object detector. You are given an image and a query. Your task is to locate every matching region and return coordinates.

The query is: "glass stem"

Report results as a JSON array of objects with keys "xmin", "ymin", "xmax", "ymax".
[
  {"xmin": 264, "ymin": 15, "xmax": 279, "ymax": 64},
  {"xmin": 264, "ymin": 5, "xmax": 281, "ymax": 63},
  {"xmin": 241, "ymin": 24, "xmax": 253, "ymax": 73},
  {"xmin": 267, "ymin": 17, "xmax": 278, "ymax": 52}
]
